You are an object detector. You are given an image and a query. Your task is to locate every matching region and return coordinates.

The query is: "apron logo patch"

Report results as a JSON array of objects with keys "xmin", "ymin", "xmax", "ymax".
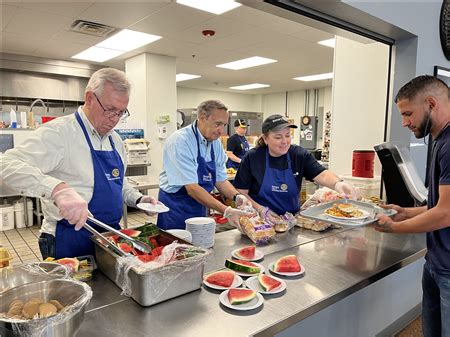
[
  {"xmin": 272, "ymin": 185, "xmax": 288, "ymax": 193},
  {"xmin": 112, "ymin": 168, "xmax": 120, "ymax": 177},
  {"xmin": 203, "ymin": 173, "xmax": 212, "ymax": 182}
]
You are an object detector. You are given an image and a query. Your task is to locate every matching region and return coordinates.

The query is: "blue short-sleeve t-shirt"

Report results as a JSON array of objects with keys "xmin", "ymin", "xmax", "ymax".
[{"xmin": 426, "ymin": 124, "xmax": 450, "ymax": 272}]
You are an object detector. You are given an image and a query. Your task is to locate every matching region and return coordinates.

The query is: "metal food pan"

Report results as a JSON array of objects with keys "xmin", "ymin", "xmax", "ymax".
[
  {"xmin": 300, "ymin": 200, "xmax": 396, "ymax": 227},
  {"xmin": 92, "ymin": 231, "xmax": 205, "ymax": 307}
]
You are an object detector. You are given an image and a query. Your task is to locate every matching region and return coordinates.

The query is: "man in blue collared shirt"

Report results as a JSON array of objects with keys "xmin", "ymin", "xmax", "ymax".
[{"xmin": 158, "ymin": 100, "xmax": 252, "ymax": 230}]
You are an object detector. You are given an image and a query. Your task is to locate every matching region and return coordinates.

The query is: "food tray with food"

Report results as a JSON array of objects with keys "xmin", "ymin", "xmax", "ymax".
[
  {"xmin": 92, "ymin": 224, "xmax": 210, "ymax": 307},
  {"xmin": 300, "ymin": 200, "xmax": 396, "ymax": 227}
]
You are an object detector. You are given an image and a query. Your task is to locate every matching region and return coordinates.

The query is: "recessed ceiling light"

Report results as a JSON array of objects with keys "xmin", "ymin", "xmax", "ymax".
[
  {"xmin": 176, "ymin": 73, "xmax": 201, "ymax": 82},
  {"xmin": 176, "ymin": 0, "xmax": 241, "ymax": 15},
  {"xmin": 229, "ymin": 83, "xmax": 270, "ymax": 90},
  {"xmin": 72, "ymin": 46, "xmax": 125, "ymax": 62},
  {"xmin": 318, "ymin": 38, "xmax": 335, "ymax": 48},
  {"xmin": 293, "ymin": 72, "xmax": 334, "ymax": 82},
  {"xmin": 217, "ymin": 56, "xmax": 277, "ymax": 70},
  {"xmin": 97, "ymin": 29, "xmax": 161, "ymax": 52}
]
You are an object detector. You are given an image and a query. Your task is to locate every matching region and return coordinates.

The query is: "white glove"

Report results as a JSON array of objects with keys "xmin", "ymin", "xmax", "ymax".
[
  {"xmin": 52, "ymin": 187, "xmax": 88, "ymax": 231},
  {"xmin": 234, "ymin": 194, "xmax": 252, "ymax": 209},
  {"xmin": 138, "ymin": 195, "xmax": 159, "ymax": 216},
  {"xmin": 223, "ymin": 206, "xmax": 253, "ymax": 230},
  {"xmin": 334, "ymin": 181, "xmax": 358, "ymax": 200}
]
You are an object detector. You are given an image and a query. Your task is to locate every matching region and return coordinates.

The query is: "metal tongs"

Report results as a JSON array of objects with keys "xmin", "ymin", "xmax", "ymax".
[{"xmin": 85, "ymin": 216, "xmax": 152, "ymax": 254}]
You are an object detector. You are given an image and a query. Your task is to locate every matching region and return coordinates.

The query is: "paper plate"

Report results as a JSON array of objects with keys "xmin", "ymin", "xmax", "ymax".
[
  {"xmin": 268, "ymin": 262, "xmax": 305, "ymax": 277},
  {"xmin": 137, "ymin": 203, "xmax": 170, "ymax": 213},
  {"xmin": 231, "ymin": 248, "xmax": 264, "ymax": 262},
  {"xmin": 203, "ymin": 274, "xmax": 243, "ymax": 290},
  {"xmin": 219, "ymin": 289, "xmax": 264, "ymax": 311},
  {"xmin": 245, "ymin": 275, "xmax": 286, "ymax": 295}
]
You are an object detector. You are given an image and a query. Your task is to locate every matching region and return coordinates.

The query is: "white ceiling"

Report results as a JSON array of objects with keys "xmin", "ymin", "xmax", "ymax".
[{"xmin": 0, "ymin": 1, "xmax": 343, "ymax": 94}]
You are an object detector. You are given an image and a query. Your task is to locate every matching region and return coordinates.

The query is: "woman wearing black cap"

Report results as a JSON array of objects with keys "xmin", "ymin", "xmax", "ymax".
[
  {"xmin": 233, "ymin": 114, "xmax": 356, "ymax": 221},
  {"xmin": 226, "ymin": 119, "xmax": 250, "ymax": 169}
]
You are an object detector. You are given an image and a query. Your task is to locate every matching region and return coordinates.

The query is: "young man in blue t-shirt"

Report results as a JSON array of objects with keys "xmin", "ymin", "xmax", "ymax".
[{"xmin": 375, "ymin": 75, "xmax": 450, "ymax": 337}]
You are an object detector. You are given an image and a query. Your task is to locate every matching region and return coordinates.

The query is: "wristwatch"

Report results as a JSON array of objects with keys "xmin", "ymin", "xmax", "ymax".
[{"xmin": 135, "ymin": 196, "xmax": 143, "ymax": 206}]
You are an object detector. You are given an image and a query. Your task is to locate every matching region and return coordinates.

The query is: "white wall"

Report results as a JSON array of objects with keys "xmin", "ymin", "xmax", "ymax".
[
  {"xmin": 330, "ymin": 37, "xmax": 390, "ymax": 176},
  {"xmin": 177, "ymin": 87, "xmax": 263, "ymax": 112}
]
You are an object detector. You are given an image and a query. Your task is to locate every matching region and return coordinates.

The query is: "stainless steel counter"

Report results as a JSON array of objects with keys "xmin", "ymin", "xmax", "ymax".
[{"xmin": 77, "ymin": 226, "xmax": 426, "ymax": 337}]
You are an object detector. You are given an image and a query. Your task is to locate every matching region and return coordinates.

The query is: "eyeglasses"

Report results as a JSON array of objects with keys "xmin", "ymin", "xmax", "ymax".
[{"xmin": 92, "ymin": 92, "xmax": 130, "ymax": 120}]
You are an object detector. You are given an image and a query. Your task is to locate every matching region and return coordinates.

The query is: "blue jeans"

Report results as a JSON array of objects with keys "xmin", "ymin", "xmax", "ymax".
[
  {"xmin": 422, "ymin": 261, "xmax": 450, "ymax": 337},
  {"xmin": 38, "ymin": 233, "xmax": 56, "ymax": 260}
]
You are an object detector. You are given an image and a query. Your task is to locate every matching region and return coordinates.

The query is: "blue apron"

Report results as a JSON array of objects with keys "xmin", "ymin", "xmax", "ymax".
[
  {"xmin": 251, "ymin": 149, "xmax": 300, "ymax": 215},
  {"xmin": 55, "ymin": 112, "xmax": 124, "ymax": 258},
  {"xmin": 226, "ymin": 135, "xmax": 249, "ymax": 169},
  {"xmin": 157, "ymin": 122, "xmax": 216, "ymax": 230}
]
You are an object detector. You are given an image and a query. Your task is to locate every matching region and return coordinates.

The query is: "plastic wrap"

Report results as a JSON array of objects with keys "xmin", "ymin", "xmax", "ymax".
[
  {"xmin": 300, "ymin": 187, "xmax": 348, "ymax": 210},
  {"xmin": 115, "ymin": 241, "xmax": 211, "ymax": 298},
  {"xmin": 239, "ymin": 216, "xmax": 276, "ymax": 245},
  {"xmin": 0, "ymin": 279, "xmax": 92, "ymax": 337},
  {"xmin": 0, "ymin": 262, "xmax": 70, "ymax": 294}
]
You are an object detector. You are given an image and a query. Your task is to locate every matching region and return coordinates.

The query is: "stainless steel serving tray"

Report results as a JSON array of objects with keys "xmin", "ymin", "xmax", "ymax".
[
  {"xmin": 92, "ymin": 231, "xmax": 206, "ymax": 307},
  {"xmin": 300, "ymin": 200, "xmax": 397, "ymax": 227}
]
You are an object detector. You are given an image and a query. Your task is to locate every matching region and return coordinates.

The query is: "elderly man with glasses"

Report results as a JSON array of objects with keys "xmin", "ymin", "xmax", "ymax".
[{"xmin": 1, "ymin": 68, "xmax": 158, "ymax": 259}]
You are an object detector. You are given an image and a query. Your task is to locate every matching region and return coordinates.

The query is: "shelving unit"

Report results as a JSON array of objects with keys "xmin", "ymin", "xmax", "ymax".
[{"xmin": 321, "ymin": 110, "xmax": 331, "ymax": 162}]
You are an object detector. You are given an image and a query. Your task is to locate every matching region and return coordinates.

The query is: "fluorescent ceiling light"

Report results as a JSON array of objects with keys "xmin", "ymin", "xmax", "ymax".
[
  {"xmin": 230, "ymin": 83, "xmax": 270, "ymax": 90},
  {"xmin": 176, "ymin": 0, "xmax": 241, "ymax": 15},
  {"xmin": 97, "ymin": 29, "xmax": 161, "ymax": 52},
  {"xmin": 217, "ymin": 56, "xmax": 277, "ymax": 70},
  {"xmin": 318, "ymin": 38, "xmax": 335, "ymax": 48},
  {"xmin": 72, "ymin": 46, "xmax": 125, "ymax": 62},
  {"xmin": 293, "ymin": 72, "xmax": 334, "ymax": 82},
  {"xmin": 176, "ymin": 73, "xmax": 201, "ymax": 82},
  {"xmin": 72, "ymin": 29, "xmax": 161, "ymax": 62}
]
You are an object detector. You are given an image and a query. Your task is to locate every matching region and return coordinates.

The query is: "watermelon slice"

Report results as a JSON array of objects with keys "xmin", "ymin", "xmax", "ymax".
[
  {"xmin": 56, "ymin": 258, "xmax": 80, "ymax": 273},
  {"xmin": 120, "ymin": 229, "xmax": 141, "ymax": 237},
  {"xmin": 235, "ymin": 246, "xmax": 255, "ymax": 259},
  {"xmin": 227, "ymin": 288, "xmax": 256, "ymax": 305},
  {"xmin": 258, "ymin": 274, "xmax": 282, "ymax": 291},
  {"xmin": 118, "ymin": 243, "xmax": 134, "ymax": 254},
  {"xmin": 204, "ymin": 271, "xmax": 235, "ymax": 287},
  {"xmin": 273, "ymin": 255, "xmax": 301, "ymax": 273},
  {"xmin": 225, "ymin": 259, "xmax": 260, "ymax": 274},
  {"xmin": 138, "ymin": 254, "xmax": 156, "ymax": 263}
]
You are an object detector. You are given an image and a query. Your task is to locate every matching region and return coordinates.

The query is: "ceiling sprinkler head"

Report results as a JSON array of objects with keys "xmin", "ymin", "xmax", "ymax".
[{"xmin": 202, "ymin": 30, "xmax": 215, "ymax": 37}]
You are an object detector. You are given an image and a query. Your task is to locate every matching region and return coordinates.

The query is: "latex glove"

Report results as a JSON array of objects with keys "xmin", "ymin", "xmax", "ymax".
[
  {"xmin": 334, "ymin": 181, "xmax": 358, "ymax": 200},
  {"xmin": 52, "ymin": 187, "xmax": 88, "ymax": 231},
  {"xmin": 223, "ymin": 206, "xmax": 253, "ymax": 230},
  {"xmin": 234, "ymin": 194, "xmax": 252, "ymax": 210},
  {"xmin": 139, "ymin": 195, "xmax": 160, "ymax": 216}
]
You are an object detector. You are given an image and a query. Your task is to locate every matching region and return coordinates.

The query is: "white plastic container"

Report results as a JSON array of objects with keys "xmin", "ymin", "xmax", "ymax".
[
  {"xmin": 341, "ymin": 175, "xmax": 381, "ymax": 199},
  {"xmin": 0, "ymin": 205, "xmax": 15, "ymax": 231},
  {"xmin": 13, "ymin": 200, "xmax": 34, "ymax": 228}
]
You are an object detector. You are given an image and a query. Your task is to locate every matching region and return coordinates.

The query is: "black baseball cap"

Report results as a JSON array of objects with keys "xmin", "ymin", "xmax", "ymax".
[
  {"xmin": 234, "ymin": 119, "xmax": 248, "ymax": 128},
  {"xmin": 262, "ymin": 114, "xmax": 298, "ymax": 133}
]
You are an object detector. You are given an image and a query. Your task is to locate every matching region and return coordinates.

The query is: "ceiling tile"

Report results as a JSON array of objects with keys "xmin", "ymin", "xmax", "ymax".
[
  {"xmin": 79, "ymin": 2, "xmax": 171, "ymax": 30},
  {"xmin": 18, "ymin": 2, "xmax": 92, "ymax": 17},
  {"xmin": 33, "ymin": 38, "xmax": 92, "ymax": 61},
  {"xmin": 1, "ymin": 31, "xmax": 49, "ymax": 54},
  {"xmin": 290, "ymin": 28, "xmax": 335, "ymax": 43},
  {"xmin": 129, "ymin": 3, "xmax": 213, "ymax": 36},
  {"xmin": 52, "ymin": 30, "xmax": 104, "ymax": 46},
  {"xmin": 4, "ymin": 7, "xmax": 74, "ymax": 36}
]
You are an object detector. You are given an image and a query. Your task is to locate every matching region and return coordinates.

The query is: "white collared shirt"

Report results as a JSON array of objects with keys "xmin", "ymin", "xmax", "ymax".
[{"xmin": 0, "ymin": 107, "xmax": 141, "ymax": 235}]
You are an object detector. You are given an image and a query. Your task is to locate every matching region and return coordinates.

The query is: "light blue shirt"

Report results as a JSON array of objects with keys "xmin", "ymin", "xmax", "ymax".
[{"xmin": 159, "ymin": 122, "xmax": 228, "ymax": 193}]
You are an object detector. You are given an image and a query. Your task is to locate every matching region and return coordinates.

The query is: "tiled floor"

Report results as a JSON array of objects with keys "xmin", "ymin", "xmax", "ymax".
[
  {"xmin": 0, "ymin": 209, "xmax": 234, "ymax": 266},
  {"xmin": 396, "ymin": 316, "xmax": 423, "ymax": 337}
]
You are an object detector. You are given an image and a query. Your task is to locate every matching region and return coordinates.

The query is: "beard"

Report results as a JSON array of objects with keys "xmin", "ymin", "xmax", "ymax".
[{"xmin": 414, "ymin": 109, "xmax": 432, "ymax": 138}]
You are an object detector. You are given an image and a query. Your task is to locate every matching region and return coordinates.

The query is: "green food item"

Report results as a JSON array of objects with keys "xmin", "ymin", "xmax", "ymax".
[
  {"xmin": 225, "ymin": 259, "xmax": 260, "ymax": 274},
  {"xmin": 227, "ymin": 288, "xmax": 256, "ymax": 305}
]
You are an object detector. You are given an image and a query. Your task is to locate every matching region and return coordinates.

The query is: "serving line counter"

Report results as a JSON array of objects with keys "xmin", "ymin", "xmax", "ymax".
[{"xmin": 78, "ymin": 226, "xmax": 426, "ymax": 337}]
